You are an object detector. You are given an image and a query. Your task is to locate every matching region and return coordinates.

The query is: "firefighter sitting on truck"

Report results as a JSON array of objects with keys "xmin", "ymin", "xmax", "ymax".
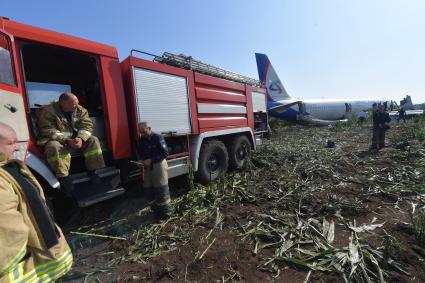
[
  {"xmin": 37, "ymin": 92, "xmax": 105, "ymax": 184},
  {"xmin": 0, "ymin": 122, "xmax": 73, "ymax": 283},
  {"xmin": 138, "ymin": 122, "xmax": 173, "ymax": 221}
]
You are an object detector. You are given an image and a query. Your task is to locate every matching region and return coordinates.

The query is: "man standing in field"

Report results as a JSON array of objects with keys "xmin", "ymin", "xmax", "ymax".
[
  {"xmin": 138, "ymin": 122, "xmax": 173, "ymax": 222},
  {"xmin": 358, "ymin": 110, "xmax": 366, "ymax": 125},
  {"xmin": 371, "ymin": 105, "xmax": 391, "ymax": 150}
]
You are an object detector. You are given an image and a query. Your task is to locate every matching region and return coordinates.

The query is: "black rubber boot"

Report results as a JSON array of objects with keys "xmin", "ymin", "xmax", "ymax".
[{"xmin": 153, "ymin": 185, "xmax": 172, "ymax": 222}]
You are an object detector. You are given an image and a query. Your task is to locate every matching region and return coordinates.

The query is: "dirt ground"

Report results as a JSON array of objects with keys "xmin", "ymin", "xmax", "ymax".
[{"xmin": 60, "ymin": 118, "xmax": 425, "ymax": 283}]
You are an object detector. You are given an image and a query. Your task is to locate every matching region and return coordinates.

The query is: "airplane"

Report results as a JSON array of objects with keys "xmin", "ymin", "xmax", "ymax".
[
  {"xmin": 255, "ymin": 53, "xmax": 391, "ymax": 125},
  {"xmin": 388, "ymin": 95, "xmax": 424, "ymax": 119}
]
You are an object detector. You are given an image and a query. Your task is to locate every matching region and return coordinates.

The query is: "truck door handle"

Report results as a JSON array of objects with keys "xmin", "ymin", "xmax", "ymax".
[{"xmin": 4, "ymin": 104, "xmax": 17, "ymax": 113}]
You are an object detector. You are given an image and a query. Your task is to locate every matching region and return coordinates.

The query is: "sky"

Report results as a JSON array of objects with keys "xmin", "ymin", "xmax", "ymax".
[{"xmin": 2, "ymin": 0, "xmax": 425, "ymax": 103}]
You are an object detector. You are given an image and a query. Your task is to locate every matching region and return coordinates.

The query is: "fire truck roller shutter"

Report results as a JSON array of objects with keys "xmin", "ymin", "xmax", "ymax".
[
  {"xmin": 252, "ymin": 91, "xmax": 267, "ymax": 112},
  {"xmin": 132, "ymin": 67, "xmax": 191, "ymax": 135}
]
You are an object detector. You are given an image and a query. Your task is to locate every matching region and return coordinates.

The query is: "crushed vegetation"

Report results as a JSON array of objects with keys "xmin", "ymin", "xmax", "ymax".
[{"xmin": 61, "ymin": 116, "xmax": 425, "ymax": 282}]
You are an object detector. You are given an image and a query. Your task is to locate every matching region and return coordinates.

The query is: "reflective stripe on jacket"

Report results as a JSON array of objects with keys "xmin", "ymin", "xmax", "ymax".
[
  {"xmin": 37, "ymin": 102, "xmax": 93, "ymax": 145},
  {"xmin": 0, "ymin": 153, "xmax": 72, "ymax": 283}
]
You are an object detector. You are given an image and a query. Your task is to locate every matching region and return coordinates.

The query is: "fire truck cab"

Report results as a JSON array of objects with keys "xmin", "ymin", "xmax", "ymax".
[{"xmin": 0, "ymin": 17, "xmax": 268, "ymax": 209}]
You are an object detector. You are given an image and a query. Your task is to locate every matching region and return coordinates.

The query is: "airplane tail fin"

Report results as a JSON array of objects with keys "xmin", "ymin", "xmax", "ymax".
[{"xmin": 255, "ymin": 53, "xmax": 291, "ymax": 102}]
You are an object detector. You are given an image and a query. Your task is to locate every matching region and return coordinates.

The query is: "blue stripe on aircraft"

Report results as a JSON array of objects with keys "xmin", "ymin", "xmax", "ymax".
[
  {"xmin": 255, "ymin": 53, "xmax": 269, "ymax": 82},
  {"xmin": 269, "ymin": 106, "xmax": 299, "ymax": 120}
]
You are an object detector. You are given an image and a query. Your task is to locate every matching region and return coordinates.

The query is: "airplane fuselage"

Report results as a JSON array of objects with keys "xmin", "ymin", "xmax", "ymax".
[{"xmin": 269, "ymin": 99, "xmax": 388, "ymax": 121}]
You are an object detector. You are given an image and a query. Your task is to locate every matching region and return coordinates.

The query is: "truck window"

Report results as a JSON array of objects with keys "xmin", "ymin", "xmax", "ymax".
[{"xmin": 0, "ymin": 34, "xmax": 16, "ymax": 86}]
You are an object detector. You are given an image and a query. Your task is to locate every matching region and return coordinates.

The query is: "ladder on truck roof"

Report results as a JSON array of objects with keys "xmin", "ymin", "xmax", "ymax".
[{"xmin": 131, "ymin": 50, "xmax": 263, "ymax": 87}]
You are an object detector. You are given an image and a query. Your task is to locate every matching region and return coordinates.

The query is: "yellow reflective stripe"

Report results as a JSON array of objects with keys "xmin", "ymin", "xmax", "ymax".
[
  {"xmin": 30, "ymin": 250, "xmax": 72, "ymax": 280},
  {"xmin": 31, "ymin": 250, "xmax": 72, "ymax": 276},
  {"xmin": 47, "ymin": 153, "xmax": 71, "ymax": 164},
  {"xmin": 0, "ymin": 243, "xmax": 26, "ymax": 277},
  {"xmin": 35, "ymin": 252, "xmax": 72, "ymax": 283},
  {"xmin": 9, "ymin": 263, "xmax": 23, "ymax": 282},
  {"xmin": 77, "ymin": 130, "xmax": 91, "ymax": 137},
  {"xmin": 83, "ymin": 149, "xmax": 102, "ymax": 158},
  {"xmin": 33, "ymin": 254, "xmax": 73, "ymax": 283},
  {"xmin": 51, "ymin": 132, "xmax": 72, "ymax": 140},
  {"xmin": 50, "ymin": 132, "xmax": 63, "ymax": 140},
  {"xmin": 10, "ymin": 249, "xmax": 72, "ymax": 283}
]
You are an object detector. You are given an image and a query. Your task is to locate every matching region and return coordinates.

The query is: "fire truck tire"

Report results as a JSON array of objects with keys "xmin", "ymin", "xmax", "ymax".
[
  {"xmin": 228, "ymin": 135, "xmax": 251, "ymax": 169},
  {"xmin": 196, "ymin": 140, "xmax": 229, "ymax": 184}
]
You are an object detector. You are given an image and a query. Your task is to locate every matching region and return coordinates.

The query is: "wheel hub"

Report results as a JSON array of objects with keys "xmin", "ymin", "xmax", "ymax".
[
  {"xmin": 207, "ymin": 153, "xmax": 220, "ymax": 172},
  {"xmin": 236, "ymin": 145, "xmax": 247, "ymax": 161}
]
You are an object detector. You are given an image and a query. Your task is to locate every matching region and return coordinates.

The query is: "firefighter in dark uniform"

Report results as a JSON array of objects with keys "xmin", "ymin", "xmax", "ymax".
[
  {"xmin": 138, "ymin": 122, "xmax": 172, "ymax": 221},
  {"xmin": 371, "ymin": 104, "xmax": 391, "ymax": 150}
]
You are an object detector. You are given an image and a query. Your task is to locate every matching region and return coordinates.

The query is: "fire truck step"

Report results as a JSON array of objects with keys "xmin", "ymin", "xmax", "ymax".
[
  {"xmin": 60, "ymin": 166, "xmax": 123, "ymax": 206},
  {"xmin": 77, "ymin": 187, "xmax": 125, "ymax": 207}
]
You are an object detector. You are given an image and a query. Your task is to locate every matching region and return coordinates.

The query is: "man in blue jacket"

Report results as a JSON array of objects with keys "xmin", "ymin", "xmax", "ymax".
[{"xmin": 138, "ymin": 122, "xmax": 172, "ymax": 221}]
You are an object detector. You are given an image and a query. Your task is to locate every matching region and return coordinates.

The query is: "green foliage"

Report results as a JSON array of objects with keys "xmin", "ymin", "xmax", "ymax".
[
  {"xmin": 329, "ymin": 116, "xmax": 360, "ymax": 132},
  {"xmin": 268, "ymin": 118, "xmax": 293, "ymax": 132},
  {"xmin": 382, "ymin": 235, "xmax": 405, "ymax": 261},
  {"xmin": 409, "ymin": 115, "xmax": 425, "ymax": 141},
  {"xmin": 410, "ymin": 211, "xmax": 425, "ymax": 246}
]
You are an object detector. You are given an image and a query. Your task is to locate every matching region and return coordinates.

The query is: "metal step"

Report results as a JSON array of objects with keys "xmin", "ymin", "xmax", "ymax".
[
  {"xmin": 60, "ymin": 166, "xmax": 123, "ymax": 207},
  {"xmin": 77, "ymin": 187, "xmax": 125, "ymax": 207}
]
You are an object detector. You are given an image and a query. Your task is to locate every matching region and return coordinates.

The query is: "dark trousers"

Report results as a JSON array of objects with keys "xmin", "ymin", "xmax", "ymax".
[{"xmin": 371, "ymin": 127, "xmax": 385, "ymax": 149}]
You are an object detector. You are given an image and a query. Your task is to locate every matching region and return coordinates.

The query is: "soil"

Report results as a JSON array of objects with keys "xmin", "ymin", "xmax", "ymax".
[{"xmin": 60, "ymin": 120, "xmax": 425, "ymax": 283}]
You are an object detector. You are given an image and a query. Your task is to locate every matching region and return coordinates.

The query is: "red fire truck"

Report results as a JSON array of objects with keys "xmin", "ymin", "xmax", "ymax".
[{"xmin": 0, "ymin": 17, "xmax": 268, "ymax": 208}]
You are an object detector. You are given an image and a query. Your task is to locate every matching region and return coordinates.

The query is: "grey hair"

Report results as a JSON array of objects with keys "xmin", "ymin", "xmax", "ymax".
[{"xmin": 138, "ymin": 121, "xmax": 150, "ymax": 128}]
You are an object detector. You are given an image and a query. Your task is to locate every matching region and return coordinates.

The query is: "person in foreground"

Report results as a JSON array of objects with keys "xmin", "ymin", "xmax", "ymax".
[
  {"xmin": 138, "ymin": 122, "xmax": 172, "ymax": 222},
  {"xmin": 0, "ymin": 122, "xmax": 72, "ymax": 283}
]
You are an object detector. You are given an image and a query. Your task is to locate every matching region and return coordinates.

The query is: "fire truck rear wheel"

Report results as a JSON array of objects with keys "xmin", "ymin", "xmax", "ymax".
[
  {"xmin": 229, "ymin": 135, "xmax": 251, "ymax": 169},
  {"xmin": 197, "ymin": 140, "xmax": 229, "ymax": 184}
]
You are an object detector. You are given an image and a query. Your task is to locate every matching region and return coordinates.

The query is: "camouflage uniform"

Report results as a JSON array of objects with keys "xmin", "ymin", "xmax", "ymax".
[{"xmin": 37, "ymin": 102, "xmax": 105, "ymax": 177}]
